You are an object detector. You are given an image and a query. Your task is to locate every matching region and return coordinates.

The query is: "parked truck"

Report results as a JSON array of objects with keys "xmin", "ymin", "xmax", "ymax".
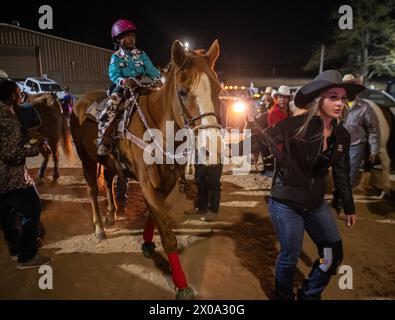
[{"xmin": 17, "ymin": 77, "xmax": 66, "ymax": 100}]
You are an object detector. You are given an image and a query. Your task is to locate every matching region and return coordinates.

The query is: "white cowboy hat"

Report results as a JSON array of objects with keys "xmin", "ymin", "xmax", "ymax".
[
  {"xmin": 273, "ymin": 85, "xmax": 292, "ymax": 98},
  {"xmin": 342, "ymin": 73, "xmax": 363, "ymax": 85},
  {"xmin": 264, "ymin": 86, "xmax": 273, "ymax": 94}
]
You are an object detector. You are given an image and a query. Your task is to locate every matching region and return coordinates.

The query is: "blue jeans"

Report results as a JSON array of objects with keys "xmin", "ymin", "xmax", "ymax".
[
  {"xmin": 349, "ymin": 143, "xmax": 366, "ymax": 187},
  {"xmin": 269, "ymin": 198, "xmax": 342, "ymax": 300}
]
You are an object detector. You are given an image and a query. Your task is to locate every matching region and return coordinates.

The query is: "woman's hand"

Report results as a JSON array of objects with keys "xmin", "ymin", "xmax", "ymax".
[{"xmin": 346, "ymin": 214, "xmax": 357, "ymax": 228}]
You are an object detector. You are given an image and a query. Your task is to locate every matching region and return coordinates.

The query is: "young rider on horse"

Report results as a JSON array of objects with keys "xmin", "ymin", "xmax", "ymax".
[{"xmin": 97, "ymin": 19, "xmax": 162, "ymax": 160}]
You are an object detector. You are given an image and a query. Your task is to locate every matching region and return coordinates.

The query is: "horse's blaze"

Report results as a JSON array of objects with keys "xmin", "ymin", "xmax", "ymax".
[{"xmin": 193, "ymin": 73, "xmax": 223, "ymax": 161}]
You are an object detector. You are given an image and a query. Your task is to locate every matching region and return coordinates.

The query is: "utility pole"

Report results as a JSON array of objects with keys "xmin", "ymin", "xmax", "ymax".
[
  {"xmin": 71, "ymin": 61, "xmax": 76, "ymax": 93},
  {"xmin": 319, "ymin": 44, "xmax": 325, "ymax": 74}
]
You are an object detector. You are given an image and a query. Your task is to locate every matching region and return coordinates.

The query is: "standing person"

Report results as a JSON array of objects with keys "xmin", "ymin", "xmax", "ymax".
[
  {"xmin": 261, "ymin": 85, "xmax": 292, "ymax": 177},
  {"xmin": 97, "ymin": 19, "xmax": 162, "ymax": 161},
  {"xmin": 194, "ymin": 163, "xmax": 223, "ymax": 222},
  {"xmin": 262, "ymin": 70, "xmax": 365, "ymax": 300},
  {"xmin": 184, "ymin": 164, "xmax": 223, "ymax": 222},
  {"xmin": 184, "ymin": 150, "xmax": 223, "ymax": 222},
  {"xmin": 115, "ymin": 175, "xmax": 128, "ymax": 214},
  {"xmin": 342, "ymin": 74, "xmax": 380, "ymax": 188},
  {"xmin": 0, "ymin": 79, "xmax": 53, "ymax": 269},
  {"xmin": 260, "ymin": 86, "xmax": 275, "ymax": 113},
  {"xmin": 62, "ymin": 86, "xmax": 73, "ymax": 127},
  {"xmin": 267, "ymin": 85, "xmax": 292, "ymax": 127}
]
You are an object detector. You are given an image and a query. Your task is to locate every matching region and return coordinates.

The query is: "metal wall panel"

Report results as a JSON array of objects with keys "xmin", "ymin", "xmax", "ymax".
[{"xmin": 0, "ymin": 24, "xmax": 112, "ymax": 93}]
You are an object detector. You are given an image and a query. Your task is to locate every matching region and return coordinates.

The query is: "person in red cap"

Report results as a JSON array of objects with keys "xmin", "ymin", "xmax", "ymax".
[{"xmin": 97, "ymin": 19, "xmax": 162, "ymax": 160}]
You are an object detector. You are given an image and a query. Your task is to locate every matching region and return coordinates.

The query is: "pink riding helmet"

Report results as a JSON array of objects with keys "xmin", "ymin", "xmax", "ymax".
[{"xmin": 111, "ymin": 19, "xmax": 138, "ymax": 42}]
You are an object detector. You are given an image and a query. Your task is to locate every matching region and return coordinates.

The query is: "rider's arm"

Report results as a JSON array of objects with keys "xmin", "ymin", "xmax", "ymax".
[
  {"xmin": 363, "ymin": 102, "xmax": 380, "ymax": 156},
  {"xmin": 228, "ymin": 134, "xmax": 261, "ymax": 157},
  {"xmin": 141, "ymin": 51, "xmax": 161, "ymax": 80},
  {"xmin": 332, "ymin": 128, "xmax": 355, "ymax": 215},
  {"xmin": 109, "ymin": 54, "xmax": 126, "ymax": 86}
]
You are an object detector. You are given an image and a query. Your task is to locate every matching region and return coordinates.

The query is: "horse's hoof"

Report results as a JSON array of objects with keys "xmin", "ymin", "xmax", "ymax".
[
  {"xmin": 50, "ymin": 179, "xmax": 59, "ymax": 186},
  {"xmin": 176, "ymin": 286, "xmax": 194, "ymax": 300},
  {"xmin": 95, "ymin": 232, "xmax": 107, "ymax": 240},
  {"xmin": 105, "ymin": 216, "xmax": 115, "ymax": 227},
  {"xmin": 142, "ymin": 242, "xmax": 158, "ymax": 258}
]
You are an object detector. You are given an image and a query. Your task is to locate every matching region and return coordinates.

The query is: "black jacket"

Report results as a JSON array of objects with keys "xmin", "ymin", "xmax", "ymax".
[{"xmin": 262, "ymin": 115, "xmax": 355, "ymax": 215}]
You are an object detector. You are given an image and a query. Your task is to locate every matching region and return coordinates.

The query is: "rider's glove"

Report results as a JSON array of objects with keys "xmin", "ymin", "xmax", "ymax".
[
  {"xmin": 122, "ymin": 78, "xmax": 140, "ymax": 89},
  {"xmin": 152, "ymin": 77, "xmax": 163, "ymax": 88}
]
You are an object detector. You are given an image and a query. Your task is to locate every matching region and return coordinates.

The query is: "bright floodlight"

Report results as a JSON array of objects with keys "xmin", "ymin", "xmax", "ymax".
[
  {"xmin": 184, "ymin": 42, "xmax": 190, "ymax": 49},
  {"xmin": 233, "ymin": 101, "xmax": 246, "ymax": 113}
]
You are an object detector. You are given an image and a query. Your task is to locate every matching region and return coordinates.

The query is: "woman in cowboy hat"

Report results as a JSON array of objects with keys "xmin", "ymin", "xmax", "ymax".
[
  {"xmin": 262, "ymin": 70, "xmax": 365, "ymax": 300},
  {"xmin": 260, "ymin": 86, "xmax": 275, "ymax": 112},
  {"xmin": 267, "ymin": 85, "xmax": 292, "ymax": 127}
]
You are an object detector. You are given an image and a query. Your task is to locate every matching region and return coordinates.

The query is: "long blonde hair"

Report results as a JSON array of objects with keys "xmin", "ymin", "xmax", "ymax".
[
  {"xmin": 293, "ymin": 95, "xmax": 346, "ymax": 141},
  {"xmin": 293, "ymin": 97, "xmax": 323, "ymax": 140}
]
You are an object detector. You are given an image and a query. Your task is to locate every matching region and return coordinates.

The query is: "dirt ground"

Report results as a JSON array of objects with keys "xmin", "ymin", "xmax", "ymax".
[{"xmin": 0, "ymin": 145, "xmax": 394, "ymax": 300}]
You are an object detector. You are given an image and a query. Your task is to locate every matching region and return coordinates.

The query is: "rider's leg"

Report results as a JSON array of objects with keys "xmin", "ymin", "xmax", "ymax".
[{"xmin": 97, "ymin": 86, "xmax": 124, "ymax": 156}]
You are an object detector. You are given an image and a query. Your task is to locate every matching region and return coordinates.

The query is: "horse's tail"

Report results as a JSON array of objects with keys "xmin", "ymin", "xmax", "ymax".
[{"xmin": 60, "ymin": 115, "xmax": 73, "ymax": 159}]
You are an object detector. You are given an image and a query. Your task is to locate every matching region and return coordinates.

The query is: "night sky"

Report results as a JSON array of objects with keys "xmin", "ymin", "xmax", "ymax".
[{"xmin": 1, "ymin": 0, "xmax": 348, "ymax": 77}]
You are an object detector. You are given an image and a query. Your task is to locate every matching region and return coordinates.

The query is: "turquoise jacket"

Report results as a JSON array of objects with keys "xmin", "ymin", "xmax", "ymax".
[{"xmin": 108, "ymin": 47, "xmax": 160, "ymax": 85}]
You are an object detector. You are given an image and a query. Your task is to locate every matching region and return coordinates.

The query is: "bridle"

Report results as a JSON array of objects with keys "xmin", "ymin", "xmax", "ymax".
[
  {"xmin": 176, "ymin": 87, "xmax": 221, "ymax": 131},
  {"xmin": 171, "ymin": 61, "xmax": 222, "ymax": 131},
  {"xmin": 119, "ymin": 61, "xmax": 223, "ymax": 162}
]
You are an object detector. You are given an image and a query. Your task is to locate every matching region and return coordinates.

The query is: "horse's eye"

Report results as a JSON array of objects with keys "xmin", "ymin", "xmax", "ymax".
[{"xmin": 179, "ymin": 90, "xmax": 188, "ymax": 98}]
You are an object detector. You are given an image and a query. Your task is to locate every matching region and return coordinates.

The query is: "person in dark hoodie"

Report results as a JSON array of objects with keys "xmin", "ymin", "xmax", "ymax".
[{"xmin": 261, "ymin": 70, "xmax": 365, "ymax": 300}]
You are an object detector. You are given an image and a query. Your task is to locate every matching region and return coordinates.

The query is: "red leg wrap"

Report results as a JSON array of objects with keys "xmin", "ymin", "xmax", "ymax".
[{"xmin": 168, "ymin": 252, "xmax": 188, "ymax": 289}]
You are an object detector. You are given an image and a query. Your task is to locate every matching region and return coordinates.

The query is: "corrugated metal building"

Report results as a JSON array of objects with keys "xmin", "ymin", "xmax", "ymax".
[{"xmin": 0, "ymin": 23, "xmax": 113, "ymax": 94}]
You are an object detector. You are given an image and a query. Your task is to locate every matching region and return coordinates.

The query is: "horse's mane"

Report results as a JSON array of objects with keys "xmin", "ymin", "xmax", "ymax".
[{"xmin": 165, "ymin": 49, "xmax": 221, "ymax": 92}]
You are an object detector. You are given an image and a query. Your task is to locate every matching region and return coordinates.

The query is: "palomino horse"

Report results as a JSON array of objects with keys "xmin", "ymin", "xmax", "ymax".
[
  {"xmin": 70, "ymin": 40, "xmax": 223, "ymax": 299},
  {"xmin": 26, "ymin": 93, "xmax": 73, "ymax": 183}
]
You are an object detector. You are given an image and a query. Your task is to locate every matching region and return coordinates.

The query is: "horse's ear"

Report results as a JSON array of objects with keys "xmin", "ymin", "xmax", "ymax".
[
  {"xmin": 206, "ymin": 39, "xmax": 220, "ymax": 68},
  {"xmin": 172, "ymin": 40, "xmax": 186, "ymax": 67}
]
